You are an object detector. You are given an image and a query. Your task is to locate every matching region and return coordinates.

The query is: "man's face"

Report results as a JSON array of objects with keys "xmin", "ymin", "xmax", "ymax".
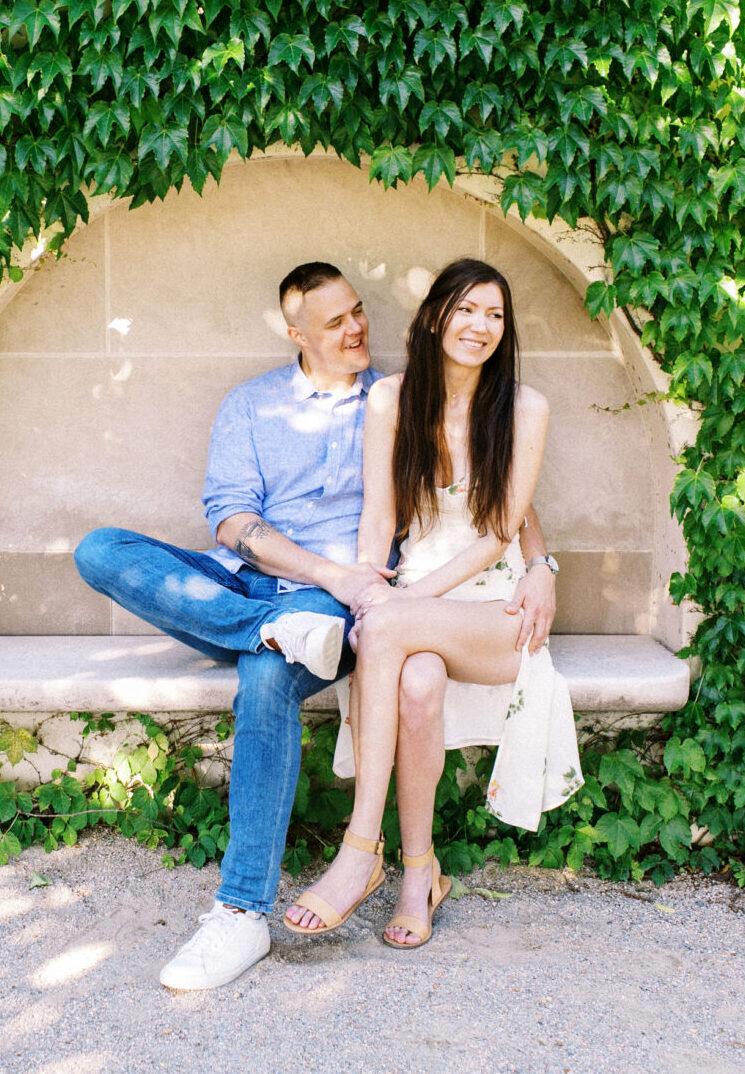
[{"xmin": 288, "ymin": 277, "xmax": 370, "ymax": 383}]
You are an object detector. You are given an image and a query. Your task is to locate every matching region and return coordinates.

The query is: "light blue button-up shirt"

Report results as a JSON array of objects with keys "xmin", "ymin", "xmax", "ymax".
[{"xmin": 202, "ymin": 360, "xmax": 382, "ymax": 589}]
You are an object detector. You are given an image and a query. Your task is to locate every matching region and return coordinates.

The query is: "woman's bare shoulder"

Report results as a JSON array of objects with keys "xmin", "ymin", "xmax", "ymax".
[
  {"xmin": 368, "ymin": 372, "xmax": 403, "ymax": 412},
  {"xmin": 515, "ymin": 382, "xmax": 549, "ymax": 419}
]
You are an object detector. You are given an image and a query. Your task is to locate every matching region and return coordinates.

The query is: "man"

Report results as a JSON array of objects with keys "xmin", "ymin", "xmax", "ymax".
[{"xmin": 75, "ymin": 262, "xmax": 557, "ymax": 990}]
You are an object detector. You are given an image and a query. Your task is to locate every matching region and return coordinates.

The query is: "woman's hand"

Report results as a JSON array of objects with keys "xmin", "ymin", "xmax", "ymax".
[
  {"xmin": 504, "ymin": 565, "xmax": 556, "ymax": 653},
  {"xmin": 350, "ymin": 577, "xmax": 401, "ymax": 617}
]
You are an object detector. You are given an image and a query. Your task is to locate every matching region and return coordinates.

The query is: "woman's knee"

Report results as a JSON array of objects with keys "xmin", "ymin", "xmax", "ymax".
[
  {"xmin": 355, "ymin": 602, "xmax": 400, "ymax": 652},
  {"xmin": 398, "ymin": 654, "xmax": 447, "ymax": 735}
]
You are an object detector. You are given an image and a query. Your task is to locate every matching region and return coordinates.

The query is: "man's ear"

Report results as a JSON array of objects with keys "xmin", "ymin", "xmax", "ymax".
[{"xmin": 287, "ymin": 324, "xmax": 306, "ymax": 348}]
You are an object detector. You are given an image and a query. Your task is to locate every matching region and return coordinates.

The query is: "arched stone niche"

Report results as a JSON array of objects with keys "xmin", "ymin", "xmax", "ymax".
[{"xmin": 0, "ymin": 152, "xmax": 692, "ymax": 649}]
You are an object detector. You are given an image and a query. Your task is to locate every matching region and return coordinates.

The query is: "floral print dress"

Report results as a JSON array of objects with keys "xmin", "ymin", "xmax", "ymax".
[{"xmin": 332, "ymin": 482, "xmax": 583, "ymax": 832}]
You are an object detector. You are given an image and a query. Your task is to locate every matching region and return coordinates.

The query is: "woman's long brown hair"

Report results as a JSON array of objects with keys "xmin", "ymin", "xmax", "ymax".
[{"xmin": 392, "ymin": 258, "xmax": 519, "ymax": 542}]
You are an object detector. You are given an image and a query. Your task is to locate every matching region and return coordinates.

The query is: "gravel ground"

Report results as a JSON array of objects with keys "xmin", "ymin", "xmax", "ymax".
[{"xmin": 2, "ymin": 827, "xmax": 745, "ymax": 1074}]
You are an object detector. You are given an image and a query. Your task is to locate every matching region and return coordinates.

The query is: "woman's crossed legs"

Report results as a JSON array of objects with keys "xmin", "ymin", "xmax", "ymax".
[{"xmin": 284, "ymin": 596, "xmax": 522, "ymax": 936}]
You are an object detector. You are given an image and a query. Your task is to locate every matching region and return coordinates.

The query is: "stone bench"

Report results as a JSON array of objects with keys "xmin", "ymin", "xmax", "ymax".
[{"xmin": 0, "ymin": 634, "xmax": 690, "ymax": 786}]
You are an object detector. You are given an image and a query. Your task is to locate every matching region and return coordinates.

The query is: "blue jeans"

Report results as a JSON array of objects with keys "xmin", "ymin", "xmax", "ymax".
[{"xmin": 74, "ymin": 527, "xmax": 354, "ymax": 912}]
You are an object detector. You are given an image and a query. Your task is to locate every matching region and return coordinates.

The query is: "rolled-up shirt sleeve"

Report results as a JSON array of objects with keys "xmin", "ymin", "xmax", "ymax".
[{"xmin": 202, "ymin": 386, "xmax": 265, "ymax": 540}]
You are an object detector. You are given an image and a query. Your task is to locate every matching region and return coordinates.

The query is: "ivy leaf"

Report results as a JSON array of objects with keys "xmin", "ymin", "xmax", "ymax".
[
  {"xmin": 463, "ymin": 127, "xmax": 502, "ymax": 173},
  {"xmin": 462, "ymin": 83, "xmax": 504, "ymax": 124},
  {"xmin": 15, "ymin": 134, "xmax": 56, "ymax": 174},
  {"xmin": 595, "ymin": 143, "xmax": 624, "ymax": 181},
  {"xmin": 610, "ymin": 232, "xmax": 661, "ymax": 274},
  {"xmin": 267, "ymin": 33, "xmax": 315, "ymax": 70},
  {"xmin": 0, "ymin": 725, "xmax": 39, "ymax": 765},
  {"xmin": 29, "ymin": 872, "xmax": 52, "ymax": 888},
  {"xmin": 229, "ymin": 7, "xmax": 271, "ymax": 48},
  {"xmin": 448, "ymin": 876, "xmax": 470, "ymax": 900},
  {"xmin": 201, "ymin": 113, "xmax": 248, "ymax": 158},
  {"xmin": 201, "ymin": 37, "xmax": 245, "ymax": 72},
  {"xmin": 459, "ymin": 25, "xmax": 500, "ymax": 66},
  {"xmin": 379, "ymin": 66, "xmax": 424, "ymax": 110},
  {"xmin": 657, "ymin": 816, "xmax": 692, "ymax": 862},
  {"xmin": 598, "ymin": 749, "xmax": 644, "ymax": 801},
  {"xmin": 559, "ymin": 86, "xmax": 607, "ymax": 124},
  {"xmin": 138, "ymin": 124, "xmax": 188, "ymax": 168},
  {"xmin": 711, "ymin": 163, "xmax": 745, "ymax": 208},
  {"xmin": 596, "ymin": 173, "xmax": 643, "ymax": 213},
  {"xmin": 688, "ymin": 0, "xmax": 741, "ymax": 37},
  {"xmin": 27, "ymin": 49, "xmax": 73, "ymax": 92},
  {"xmin": 663, "ymin": 736, "xmax": 707, "ymax": 778},
  {"xmin": 418, "ymin": 100, "xmax": 462, "ymax": 139},
  {"xmin": 672, "ymin": 468, "xmax": 716, "ymax": 513},
  {"xmin": 83, "ymin": 100, "xmax": 130, "ymax": 146},
  {"xmin": 550, "ymin": 126, "xmax": 589, "ymax": 169},
  {"xmin": 584, "ymin": 280, "xmax": 616, "ymax": 319},
  {"xmin": 412, "ymin": 144, "xmax": 456, "ymax": 188},
  {"xmin": 544, "ymin": 39, "xmax": 588, "ymax": 74},
  {"xmin": 501, "ymin": 171, "xmax": 546, "ymax": 220},
  {"xmin": 264, "ymin": 103, "xmax": 309, "ymax": 144},
  {"xmin": 679, "ymin": 119, "xmax": 719, "ymax": 158},
  {"xmin": 10, "ymin": 0, "xmax": 61, "ymax": 48},
  {"xmin": 413, "ymin": 28, "xmax": 457, "ymax": 71},
  {"xmin": 324, "ymin": 15, "xmax": 366, "ymax": 56},
  {"xmin": 45, "ymin": 187, "xmax": 89, "ymax": 231},
  {"xmin": 79, "ymin": 47, "xmax": 124, "ymax": 92},
  {"xmin": 503, "ymin": 125, "xmax": 549, "ymax": 168},
  {"xmin": 298, "ymin": 74, "xmax": 344, "ymax": 115},
  {"xmin": 595, "ymin": 812, "xmax": 641, "ymax": 858}
]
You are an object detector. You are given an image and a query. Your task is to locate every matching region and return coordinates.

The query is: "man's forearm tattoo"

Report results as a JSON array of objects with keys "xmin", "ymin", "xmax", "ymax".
[{"xmin": 235, "ymin": 518, "xmax": 273, "ymax": 566}]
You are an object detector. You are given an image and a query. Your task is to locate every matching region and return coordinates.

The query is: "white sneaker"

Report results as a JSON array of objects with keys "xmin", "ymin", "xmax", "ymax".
[
  {"xmin": 260, "ymin": 611, "xmax": 345, "ymax": 680},
  {"xmin": 159, "ymin": 901, "xmax": 270, "ymax": 990}
]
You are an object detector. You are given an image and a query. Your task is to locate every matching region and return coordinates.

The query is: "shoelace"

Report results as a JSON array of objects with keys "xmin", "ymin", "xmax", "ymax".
[{"xmin": 180, "ymin": 904, "xmax": 240, "ymax": 952}]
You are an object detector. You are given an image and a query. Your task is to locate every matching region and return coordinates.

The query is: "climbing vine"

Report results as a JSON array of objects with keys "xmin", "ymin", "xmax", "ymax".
[{"xmin": 1, "ymin": 0, "xmax": 745, "ymax": 880}]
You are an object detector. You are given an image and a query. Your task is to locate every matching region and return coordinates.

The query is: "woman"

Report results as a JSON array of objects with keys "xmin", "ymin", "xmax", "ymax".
[{"xmin": 284, "ymin": 258, "xmax": 582, "ymax": 947}]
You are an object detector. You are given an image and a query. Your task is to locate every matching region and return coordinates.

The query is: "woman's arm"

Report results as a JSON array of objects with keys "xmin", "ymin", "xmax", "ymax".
[
  {"xmin": 506, "ymin": 505, "xmax": 557, "ymax": 652},
  {"xmin": 356, "ymin": 375, "xmax": 401, "ymax": 568},
  {"xmin": 402, "ymin": 385, "xmax": 550, "ymax": 599}
]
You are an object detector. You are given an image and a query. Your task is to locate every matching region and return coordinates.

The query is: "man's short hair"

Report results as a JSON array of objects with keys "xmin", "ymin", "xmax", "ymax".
[{"xmin": 279, "ymin": 262, "xmax": 342, "ymax": 319}]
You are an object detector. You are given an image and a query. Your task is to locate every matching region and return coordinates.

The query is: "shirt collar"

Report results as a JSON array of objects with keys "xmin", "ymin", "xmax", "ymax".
[{"xmin": 290, "ymin": 356, "xmax": 374, "ymax": 403}]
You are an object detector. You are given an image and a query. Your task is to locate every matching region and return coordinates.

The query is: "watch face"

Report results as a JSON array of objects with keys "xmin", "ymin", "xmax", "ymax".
[{"xmin": 546, "ymin": 555, "xmax": 559, "ymax": 574}]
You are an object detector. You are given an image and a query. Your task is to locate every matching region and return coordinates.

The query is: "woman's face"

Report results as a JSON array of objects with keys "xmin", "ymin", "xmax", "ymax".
[{"xmin": 440, "ymin": 282, "xmax": 505, "ymax": 370}]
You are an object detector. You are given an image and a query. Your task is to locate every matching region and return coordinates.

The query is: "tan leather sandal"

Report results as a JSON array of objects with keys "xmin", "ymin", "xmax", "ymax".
[
  {"xmin": 282, "ymin": 830, "xmax": 385, "ymax": 936},
  {"xmin": 382, "ymin": 844, "xmax": 452, "ymax": 949}
]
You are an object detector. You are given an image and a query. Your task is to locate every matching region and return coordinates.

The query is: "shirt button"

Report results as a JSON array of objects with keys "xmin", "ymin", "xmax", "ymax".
[
  {"xmin": 287, "ymin": 528, "xmax": 293, "ymax": 535},
  {"xmin": 331, "ymin": 441, "xmax": 338, "ymax": 448}
]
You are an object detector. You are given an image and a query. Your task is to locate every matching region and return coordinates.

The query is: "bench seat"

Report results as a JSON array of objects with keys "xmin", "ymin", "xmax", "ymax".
[{"xmin": 0, "ymin": 634, "xmax": 690, "ymax": 716}]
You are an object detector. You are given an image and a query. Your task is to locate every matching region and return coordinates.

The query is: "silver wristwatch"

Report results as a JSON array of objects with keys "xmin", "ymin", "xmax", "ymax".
[{"xmin": 527, "ymin": 554, "xmax": 559, "ymax": 574}]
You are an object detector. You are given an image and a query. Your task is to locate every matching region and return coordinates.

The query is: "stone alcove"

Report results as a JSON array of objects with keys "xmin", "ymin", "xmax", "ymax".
[{"xmin": 0, "ymin": 151, "xmax": 693, "ymax": 649}]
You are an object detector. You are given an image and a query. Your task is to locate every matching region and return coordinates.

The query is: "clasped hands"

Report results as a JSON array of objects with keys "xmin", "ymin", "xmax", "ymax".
[{"xmin": 346, "ymin": 570, "xmax": 404, "ymax": 653}]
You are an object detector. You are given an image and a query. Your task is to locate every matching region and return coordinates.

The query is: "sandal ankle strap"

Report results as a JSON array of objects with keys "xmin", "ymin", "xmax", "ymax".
[
  {"xmin": 400, "ymin": 844, "xmax": 435, "ymax": 868},
  {"xmin": 343, "ymin": 829, "xmax": 384, "ymax": 856}
]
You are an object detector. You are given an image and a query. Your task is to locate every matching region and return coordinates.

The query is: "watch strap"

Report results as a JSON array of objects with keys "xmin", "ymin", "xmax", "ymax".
[{"xmin": 527, "ymin": 554, "xmax": 559, "ymax": 574}]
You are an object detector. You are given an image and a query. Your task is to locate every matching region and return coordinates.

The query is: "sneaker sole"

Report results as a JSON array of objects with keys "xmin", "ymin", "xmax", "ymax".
[{"xmin": 306, "ymin": 617, "xmax": 345, "ymax": 680}]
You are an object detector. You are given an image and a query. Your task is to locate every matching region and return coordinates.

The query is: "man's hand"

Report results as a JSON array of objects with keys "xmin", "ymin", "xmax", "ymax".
[
  {"xmin": 327, "ymin": 562, "xmax": 396, "ymax": 609},
  {"xmin": 504, "ymin": 566, "xmax": 556, "ymax": 653}
]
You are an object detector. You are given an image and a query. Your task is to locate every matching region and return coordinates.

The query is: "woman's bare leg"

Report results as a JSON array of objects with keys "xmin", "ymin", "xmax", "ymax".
[
  {"xmin": 284, "ymin": 598, "xmax": 521, "ymax": 930},
  {"xmin": 386, "ymin": 652, "xmax": 448, "ymax": 945}
]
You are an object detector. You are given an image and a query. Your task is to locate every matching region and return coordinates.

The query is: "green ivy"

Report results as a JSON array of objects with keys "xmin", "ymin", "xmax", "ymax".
[
  {"xmin": 1, "ymin": 715, "xmax": 740, "ymax": 885},
  {"xmin": 1, "ymin": 0, "xmax": 745, "ymax": 880},
  {"xmin": 0, "ymin": 713, "xmax": 231, "ymax": 869}
]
